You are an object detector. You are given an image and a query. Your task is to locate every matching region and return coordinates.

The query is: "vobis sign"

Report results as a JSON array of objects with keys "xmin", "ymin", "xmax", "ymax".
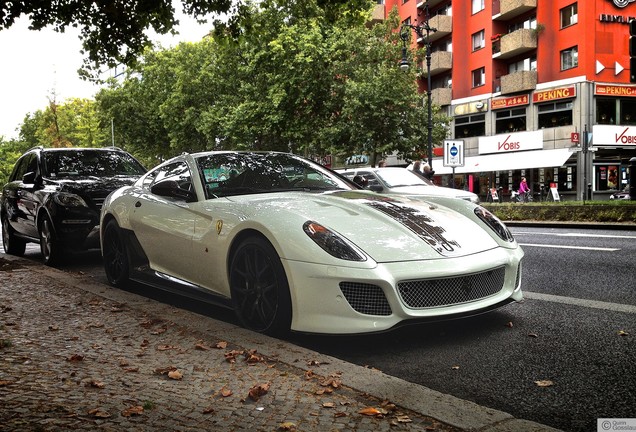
[
  {"xmin": 478, "ymin": 130, "xmax": 544, "ymax": 155},
  {"xmin": 592, "ymin": 125, "xmax": 636, "ymax": 146}
]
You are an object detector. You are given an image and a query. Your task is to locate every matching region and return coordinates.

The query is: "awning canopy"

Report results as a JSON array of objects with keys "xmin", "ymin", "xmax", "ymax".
[{"xmin": 433, "ymin": 148, "xmax": 574, "ymax": 175}]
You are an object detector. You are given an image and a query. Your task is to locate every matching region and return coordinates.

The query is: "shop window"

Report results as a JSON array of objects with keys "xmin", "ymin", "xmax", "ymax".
[
  {"xmin": 560, "ymin": 3, "xmax": 577, "ymax": 28},
  {"xmin": 472, "ymin": 67, "xmax": 485, "ymax": 88},
  {"xmin": 495, "ymin": 108, "xmax": 527, "ymax": 133},
  {"xmin": 560, "ymin": 46, "xmax": 578, "ymax": 70},
  {"xmin": 538, "ymin": 101, "xmax": 573, "ymax": 128},
  {"xmin": 596, "ymin": 165, "xmax": 620, "ymax": 191},
  {"xmin": 472, "ymin": 30, "xmax": 485, "ymax": 51},
  {"xmin": 455, "ymin": 114, "xmax": 485, "ymax": 138},
  {"xmin": 597, "ymin": 98, "xmax": 616, "ymax": 124},
  {"xmin": 620, "ymin": 99, "xmax": 636, "ymax": 125}
]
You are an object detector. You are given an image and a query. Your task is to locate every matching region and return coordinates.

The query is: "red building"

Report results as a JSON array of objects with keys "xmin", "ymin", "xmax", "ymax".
[{"xmin": 382, "ymin": 0, "xmax": 636, "ymax": 200}]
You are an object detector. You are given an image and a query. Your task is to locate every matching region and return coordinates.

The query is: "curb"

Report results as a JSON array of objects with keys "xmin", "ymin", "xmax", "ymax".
[{"xmin": 1, "ymin": 252, "xmax": 561, "ymax": 432}]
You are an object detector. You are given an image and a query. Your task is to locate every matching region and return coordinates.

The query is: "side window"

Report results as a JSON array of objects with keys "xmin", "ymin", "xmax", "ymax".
[
  {"xmin": 10, "ymin": 156, "xmax": 29, "ymax": 182},
  {"xmin": 152, "ymin": 161, "xmax": 193, "ymax": 192}
]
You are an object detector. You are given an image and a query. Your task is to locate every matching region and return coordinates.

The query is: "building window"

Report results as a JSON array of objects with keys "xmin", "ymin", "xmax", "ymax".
[
  {"xmin": 455, "ymin": 114, "xmax": 485, "ymax": 138},
  {"xmin": 560, "ymin": 3, "xmax": 577, "ymax": 28},
  {"xmin": 472, "ymin": 0, "xmax": 484, "ymax": 14},
  {"xmin": 538, "ymin": 101, "xmax": 573, "ymax": 128},
  {"xmin": 597, "ymin": 98, "xmax": 616, "ymax": 125},
  {"xmin": 620, "ymin": 99, "xmax": 636, "ymax": 125},
  {"xmin": 472, "ymin": 67, "xmax": 485, "ymax": 87},
  {"xmin": 509, "ymin": 15, "xmax": 536, "ymax": 32},
  {"xmin": 509, "ymin": 56, "xmax": 536, "ymax": 73},
  {"xmin": 495, "ymin": 108, "xmax": 527, "ymax": 133},
  {"xmin": 560, "ymin": 46, "xmax": 578, "ymax": 70},
  {"xmin": 402, "ymin": 0, "xmax": 408, "ymax": 3},
  {"xmin": 472, "ymin": 30, "xmax": 485, "ymax": 51}
]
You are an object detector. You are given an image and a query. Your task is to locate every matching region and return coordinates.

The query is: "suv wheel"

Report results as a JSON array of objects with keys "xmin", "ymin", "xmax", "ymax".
[
  {"xmin": 39, "ymin": 215, "xmax": 62, "ymax": 266},
  {"xmin": 2, "ymin": 214, "xmax": 26, "ymax": 256}
]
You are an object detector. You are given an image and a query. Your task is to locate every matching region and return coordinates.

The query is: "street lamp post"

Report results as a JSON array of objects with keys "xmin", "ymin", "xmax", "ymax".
[{"xmin": 400, "ymin": 2, "xmax": 437, "ymax": 172}]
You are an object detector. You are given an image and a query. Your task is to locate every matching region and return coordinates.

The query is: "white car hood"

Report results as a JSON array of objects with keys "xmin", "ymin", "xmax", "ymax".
[{"xmin": 228, "ymin": 191, "xmax": 500, "ymax": 262}]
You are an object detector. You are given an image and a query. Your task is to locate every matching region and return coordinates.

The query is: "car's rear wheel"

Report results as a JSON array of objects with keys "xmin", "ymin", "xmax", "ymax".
[
  {"xmin": 102, "ymin": 219, "xmax": 130, "ymax": 287},
  {"xmin": 1, "ymin": 214, "xmax": 26, "ymax": 256},
  {"xmin": 39, "ymin": 215, "xmax": 62, "ymax": 266},
  {"xmin": 229, "ymin": 236, "xmax": 292, "ymax": 335}
]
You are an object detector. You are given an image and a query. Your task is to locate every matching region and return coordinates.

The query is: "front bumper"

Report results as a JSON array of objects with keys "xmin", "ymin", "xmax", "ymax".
[{"xmin": 283, "ymin": 246, "xmax": 524, "ymax": 334}]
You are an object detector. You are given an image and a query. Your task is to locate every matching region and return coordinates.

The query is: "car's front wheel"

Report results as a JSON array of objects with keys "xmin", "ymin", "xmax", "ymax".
[
  {"xmin": 1, "ymin": 214, "xmax": 26, "ymax": 256},
  {"xmin": 102, "ymin": 219, "xmax": 130, "ymax": 287},
  {"xmin": 229, "ymin": 236, "xmax": 292, "ymax": 335},
  {"xmin": 39, "ymin": 215, "xmax": 62, "ymax": 266}
]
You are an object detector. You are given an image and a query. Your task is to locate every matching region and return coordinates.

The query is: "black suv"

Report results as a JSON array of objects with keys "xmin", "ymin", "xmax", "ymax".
[{"xmin": 1, "ymin": 146, "xmax": 146, "ymax": 265}]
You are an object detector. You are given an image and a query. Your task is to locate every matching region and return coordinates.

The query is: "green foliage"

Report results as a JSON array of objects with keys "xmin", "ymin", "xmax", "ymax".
[
  {"xmin": 484, "ymin": 202, "xmax": 636, "ymax": 223},
  {"xmin": 19, "ymin": 99, "xmax": 110, "ymax": 149},
  {"xmin": 95, "ymin": 0, "xmax": 448, "ymax": 165},
  {"xmin": 0, "ymin": 139, "xmax": 31, "ymax": 186}
]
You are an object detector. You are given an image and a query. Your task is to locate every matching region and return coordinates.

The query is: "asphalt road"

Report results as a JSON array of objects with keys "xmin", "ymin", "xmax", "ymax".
[{"xmin": 3, "ymin": 224, "xmax": 635, "ymax": 432}]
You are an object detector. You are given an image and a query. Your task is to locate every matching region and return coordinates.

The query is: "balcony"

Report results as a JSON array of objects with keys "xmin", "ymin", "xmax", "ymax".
[
  {"xmin": 417, "ymin": 0, "xmax": 445, "ymax": 9},
  {"xmin": 492, "ymin": 28, "xmax": 536, "ymax": 59},
  {"xmin": 493, "ymin": 0, "xmax": 537, "ymax": 21},
  {"xmin": 420, "ymin": 51, "xmax": 452, "ymax": 77},
  {"xmin": 426, "ymin": 14, "xmax": 452, "ymax": 43},
  {"xmin": 500, "ymin": 70, "xmax": 537, "ymax": 94},
  {"xmin": 431, "ymin": 87, "xmax": 452, "ymax": 106},
  {"xmin": 369, "ymin": 3, "xmax": 384, "ymax": 25}
]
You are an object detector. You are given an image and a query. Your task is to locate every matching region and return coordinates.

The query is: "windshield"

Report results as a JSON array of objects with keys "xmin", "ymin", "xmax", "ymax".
[
  {"xmin": 43, "ymin": 150, "xmax": 146, "ymax": 178},
  {"xmin": 196, "ymin": 152, "xmax": 353, "ymax": 199},
  {"xmin": 375, "ymin": 169, "xmax": 434, "ymax": 188}
]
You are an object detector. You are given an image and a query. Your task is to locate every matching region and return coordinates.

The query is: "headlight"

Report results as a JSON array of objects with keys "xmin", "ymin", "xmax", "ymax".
[
  {"xmin": 474, "ymin": 206, "xmax": 514, "ymax": 242},
  {"xmin": 303, "ymin": 221, "xmax": 366, "ymax": 262},
  {"xmin": 53, "ymin": 192, "xmax": 88, "ymax": 208}
]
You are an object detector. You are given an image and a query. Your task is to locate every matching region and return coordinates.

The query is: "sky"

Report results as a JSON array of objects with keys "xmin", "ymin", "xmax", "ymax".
[{"xmin": 0, "ymin": 6, "xmax": 213, "ymax": 140}]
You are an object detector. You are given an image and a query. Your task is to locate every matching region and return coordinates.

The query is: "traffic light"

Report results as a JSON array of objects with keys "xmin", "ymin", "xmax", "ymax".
[{"xmin": 631, "ymin": 19, "xmax": 636, "ymax": 83}]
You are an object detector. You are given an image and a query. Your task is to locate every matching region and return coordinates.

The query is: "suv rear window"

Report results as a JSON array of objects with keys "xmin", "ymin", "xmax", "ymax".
[{"xmin": 43, "ymin": 150, "xmax": 146, "ymax": 178}]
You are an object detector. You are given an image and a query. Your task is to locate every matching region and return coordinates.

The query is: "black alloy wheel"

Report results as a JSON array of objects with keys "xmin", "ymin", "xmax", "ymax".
[
  {"xmin": 102, "ymin": 219, "xmax": 130, "ymax": 287},
  {"xmin": 38, "ymin": 215, "xmax": 61, "ymax": 266},
  {"xmin": 1, "ymin": 214, "xmax": 26, "ymax": 256},
  {"xmin": 229, "ymin": 236, "xmax": 292, "ymax": 335}
]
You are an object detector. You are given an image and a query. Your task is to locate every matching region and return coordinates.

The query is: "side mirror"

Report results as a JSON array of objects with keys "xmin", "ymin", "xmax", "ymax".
[
  {"xmin": 22, "ymin": 171, "xmax": 40, "ymax": 185},
  {"xmin": 151, "ymin": 179, "xmax": 196, "ymax": 202}
]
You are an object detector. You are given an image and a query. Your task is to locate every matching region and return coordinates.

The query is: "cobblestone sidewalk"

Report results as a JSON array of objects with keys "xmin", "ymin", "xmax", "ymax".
[{"xmin": 0, "ymin": 257, "xmax": 461, "ymax": 432}]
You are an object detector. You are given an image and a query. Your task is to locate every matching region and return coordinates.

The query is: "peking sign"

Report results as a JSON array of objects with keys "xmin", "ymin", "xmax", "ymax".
[{"xmin": 479, "ymin": 130, "xmax": 544, "ymax": 155}]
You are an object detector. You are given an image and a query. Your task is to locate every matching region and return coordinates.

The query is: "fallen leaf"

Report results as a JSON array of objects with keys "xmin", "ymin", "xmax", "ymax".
[
  {"xmin": 528, "ymin": 333, "xmax": 539, "ymax": 338},
  {"xmin": 88, "ymin": 408, "xmax": 111, "ymax": 418},
  {"xmin": 396, "ymin": 415, "xmax": 413, "ymax": 423},
  {"xmin": 195, "ymin": 342, "xmax": 210, "ymax": 351},
  {"xmin": 168, "ymin": 370, "xmax": 183, "ymax": 380},
  {"xmin": 279, "ymin": 421, "xmax": 297, "ymax": 431},
  {"xmin": 48, "ymin": 325, "xmax": 59, "ymax": 331},
  {"xmin": 221, "ymin": 387, "xmax": 233, "ymax": 397},
  {"xmin": 121, "ymin": 405, "xmax": 144, "ymax": 417},
  {"xmin": 359, "ymin": 407, "xmax": 382, "ymax": 416},
  {"xmin": 304, "ymin": 370, "xmax": 314, "ymax": 380},
  {"xmin": 202, "ymin": 406, "xmax": 215, "ymax": 414},
  {"xmin": 451, "ymin": 365, "xmax": 460, "ymax": 370},
  {"xmin": 334, "ymin": 411, "xmax": 348, "ymax": 418},
  {"xmin": 124, "ymin": 367, "xmax": 139, "ymax": 373},
  {"xmin": 87, "ymin": 380, "xmax": 105, "ymax": 388},
  {"xmin": 157, "ymin": 345, "xmax": 176, "ymax": 351},
  {"xmin": 154, "ymin": 366, "xmax": 177, "ymax": 375},
  {"xmin": 248, "ymin": 383, "xmax": 270, "ymax": 401},
  {"xmin": 66, "ymin": 354, "xmax": 84, "ymax": 362},
  {"xmin": 322, "ymin": 402, "xmax": 336, "ymax": 408},
  {"xmin": 151, "ymin": 327, "xmax": 167, "ymax": 335},
  {"xmin": 618, "ymin": 330, "xmax": 629, "ymax": 336},
  {"xmin": 215, "ymin": 341, "xmax": 228, "ymax": 349},
  {"xmin": 505, "ymin": 321, "xmax": 514, "ymax": 328},
  {"xmin": 534, "ymin": 380, "xmax": 554, "ymax": 387}
]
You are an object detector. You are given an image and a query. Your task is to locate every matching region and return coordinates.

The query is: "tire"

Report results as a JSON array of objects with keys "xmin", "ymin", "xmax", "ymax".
[
  {"xmin": 39, "ymin": 215, "xmax": 62, "ymax": 266},
  {"xmin": 229, "ymin": 236, "xmax": 292, "ymax": 335},
  {"xmin": 1, "ymin": 214, "xmax": 26, "ymax": 256},
  {"xmin": 102, "ymin": 219, "xmax": 130, "ymax": 287}
]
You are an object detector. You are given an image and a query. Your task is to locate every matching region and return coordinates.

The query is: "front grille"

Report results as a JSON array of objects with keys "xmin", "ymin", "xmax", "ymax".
[
  {"xmin": 339, "ymin": 282, "xmax": 392, "ymax": 316},
  {"xmin": 397, "ymin": 267, "xmax": 506, "ymax": 309}
]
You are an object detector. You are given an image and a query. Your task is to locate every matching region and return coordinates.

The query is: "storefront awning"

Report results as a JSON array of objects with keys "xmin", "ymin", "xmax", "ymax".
[{"xmin": 433, "ymin": 148, "xmax": 574, "ymax": 175}]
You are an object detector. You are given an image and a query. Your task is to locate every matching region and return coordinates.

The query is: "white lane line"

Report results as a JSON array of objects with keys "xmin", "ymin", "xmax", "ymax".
[
  {"xmin": 519, "ymin": 243, "xmax": 620, "ymax": 252},
  {"xmin": 512, "ymin": 231, "xmax": 636, "ymax": 239},
  {"xmin": 524, "ymin": 291, "xmax": 636, "ymax": 315}
]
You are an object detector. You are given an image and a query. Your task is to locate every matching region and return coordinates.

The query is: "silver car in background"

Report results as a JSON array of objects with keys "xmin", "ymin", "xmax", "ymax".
[{"xmin": 337, "ymin": 167, "xmax": 480, "ymax": 204}]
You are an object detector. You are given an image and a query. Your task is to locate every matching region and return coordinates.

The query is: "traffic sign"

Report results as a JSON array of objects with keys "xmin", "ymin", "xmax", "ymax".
[{"xmin": 443, "ymin": 140, "xmax": 464, "ymax": 167}]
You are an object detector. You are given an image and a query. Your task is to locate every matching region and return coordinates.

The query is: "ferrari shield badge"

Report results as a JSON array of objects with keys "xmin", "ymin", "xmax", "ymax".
[{"xmin": 216, "ymin": 220, "xmax": 223, "ymax": 235}]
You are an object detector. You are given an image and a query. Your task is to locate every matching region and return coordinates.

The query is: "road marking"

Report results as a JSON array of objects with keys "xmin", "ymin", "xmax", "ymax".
[
  {"xmin": 513, "ymin": 231, "xmax": 636, "ymax": 239},
  {"xmin": 519, "ymin": 243, "xmax": 619, "ymax": 252},
  {"xmin": 524, "ymin": 291, "xmax": 636, "ymax": 315}
]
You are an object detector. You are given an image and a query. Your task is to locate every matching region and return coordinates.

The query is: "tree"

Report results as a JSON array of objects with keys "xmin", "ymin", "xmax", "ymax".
[
  {"xmin": 0, "ymin": 138, "xmax": 31, "ymax": 186},
  {"xmin": 0, "ymin": 0, "xmax": 371, "ymax": 80},
  {"xmin": 19, "ymin": 98, "xmax": 109, "ymax": 148}
]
